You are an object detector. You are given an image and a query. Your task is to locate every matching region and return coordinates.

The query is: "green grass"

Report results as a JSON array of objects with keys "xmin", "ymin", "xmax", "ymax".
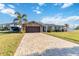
[
  {"xmin": 0, "ymin": 32, "xmax": 24, "ymax": 56},
  {"xmin": 47, "ymin": 30, "xmax": 79, "ymax": 44}
]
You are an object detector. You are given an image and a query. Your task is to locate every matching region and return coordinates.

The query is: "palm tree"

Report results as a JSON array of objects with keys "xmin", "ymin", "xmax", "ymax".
[
  {"xmin": 21, "ymin": 14, "xmax": 27, "ymax": 33},
  {"xmin": 15, "ymin": 12, "xmax": 22, "ymax": 25},
  {"xmin": 13, "ymin": 12, "xmax": 27, "ymax": 32}
]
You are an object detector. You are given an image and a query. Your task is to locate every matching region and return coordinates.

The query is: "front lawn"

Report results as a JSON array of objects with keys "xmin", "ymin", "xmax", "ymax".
[
  {"xmin": 47, "ymin": 30, "xmax": 79, "ymax": 44},
  {"xmin": 0, "ymin": 32, "xmax": 24, "ymax": 56}
]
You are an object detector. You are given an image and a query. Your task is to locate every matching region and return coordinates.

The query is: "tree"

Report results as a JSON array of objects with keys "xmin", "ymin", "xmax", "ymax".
[
  {"xmin": 21, "ymin": 14, "xmax": 27, "ymax": 33},
  {"xmin": 64, "ymin": 24, "xmax": 69, "ymax": 32},
  {"xmin": 13, "ymin": 12, "xmax": 27, "ymax": 33},
  {"xmin": 15, "ymin": 12, "xmax": 22, "ymax": 25},
  {"xmin": 48, "ymin": 26, "xmax": 52, "ymax": 32},
  {"xmin": 75, "ymin": 26, "xmax": 79, "ymax": 30}
]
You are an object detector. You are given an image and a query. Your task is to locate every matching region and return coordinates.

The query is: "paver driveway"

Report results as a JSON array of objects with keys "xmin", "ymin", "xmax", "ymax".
[{"xmin": 14, "ymin": 33, "xmax": 79, "ymax": 56}]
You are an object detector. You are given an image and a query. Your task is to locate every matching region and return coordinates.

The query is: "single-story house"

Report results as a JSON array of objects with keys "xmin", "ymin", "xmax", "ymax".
[{"xmin": 22, "ymin": 21, "xmax": 68, "ymax": 33}]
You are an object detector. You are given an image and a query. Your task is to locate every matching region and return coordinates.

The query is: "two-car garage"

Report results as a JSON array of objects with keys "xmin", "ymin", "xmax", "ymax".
[
  {"xmin": 25, "ymin": 21, "xmax": 42, "ymax": 33},
  {"xmin": 26, "ymin": 26, "xmax": 40, "ymax": 33}
]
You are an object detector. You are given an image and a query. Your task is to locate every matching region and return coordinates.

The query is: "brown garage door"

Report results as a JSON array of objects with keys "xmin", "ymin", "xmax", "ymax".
[{"xmin": 26, "ymin": 26, "xmax": 40, "ymax": 33}]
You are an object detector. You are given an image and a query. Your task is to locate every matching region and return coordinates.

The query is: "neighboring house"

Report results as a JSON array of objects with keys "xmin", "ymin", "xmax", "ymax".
[
  {"xmin": 0, "ymin": 23, "xmax": 11, "ymax": 31},
  {"xmin": 0, "ymin": 23, "xmax": 20, "ymax": 32},
  {"xmin": 0, "ymin": 21, "xmax": 68, "ymax": 33}
]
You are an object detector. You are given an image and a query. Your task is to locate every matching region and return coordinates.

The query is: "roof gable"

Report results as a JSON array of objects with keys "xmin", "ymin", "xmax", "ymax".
[{"xmin": 27, "ymin": 21, "xmax": 43, "ymax": 26}]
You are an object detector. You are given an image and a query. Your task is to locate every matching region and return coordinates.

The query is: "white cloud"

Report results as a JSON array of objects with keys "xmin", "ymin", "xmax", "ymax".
[
  {"xmin": 33, "ymin": 3, "xmax": 45, "ymax": 15},
  {"xmin": 53, "ymin": 3, "xmax": 58, "ymax": 6},
  {"xmin": 53, "ymin": 3, "xmax": 73, "ymax": 9},
  {"xmin": 41, "ymin": 16, "xmax": 64, "ymax": 25},
  {"xmin": 53, "ymin": 3, "xmax": 62, "ymax": 6},
  {"xmin": 33, "ymin": 10, "xmax": 41, "ymax": 14},
  {"xmin": 0, "ymin": 3, "xmax": 5, "ymax": 10},
  {"xmin": 66, "ymin": 16, "xmax": 79, "ymax": 21},
  {"xmin": 8, "ymin": 4, "xmax": 15, "ymax": 8},
  {"xmin": 61, "ymin": 3, "xmax": 73, "ymax": 8},
  {"xmin": 38, "ymin": 3, "xmax": 45, "ymax": 6},
  {"xmin": 1, "ymin": 8, "xmax": 16, "ymax": 17},
  {"xmin": 33, "ymin": 6, "xmax": 42, "ymax": 14},
  {"xmin": 0, "ymin": 3, "xmax": 16, "ymax": 17},
  {"xmin": 41, "ymin": 15, "xmax": 79, "ymax": 28},
  {"xmin": 36, "ymin": 6, "xmax": 40, "ymax": 10}
]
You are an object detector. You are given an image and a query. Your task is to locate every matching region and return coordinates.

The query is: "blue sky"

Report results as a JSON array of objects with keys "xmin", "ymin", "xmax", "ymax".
[{"xmin": 0, "ymin": 3, "xmax": 79, "ymax": 28}]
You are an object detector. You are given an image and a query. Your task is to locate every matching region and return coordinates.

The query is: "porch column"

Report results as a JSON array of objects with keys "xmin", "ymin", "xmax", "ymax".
[{"xmin": 40, "ymin": 26, "xmax": 43, "ymax": 32}]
